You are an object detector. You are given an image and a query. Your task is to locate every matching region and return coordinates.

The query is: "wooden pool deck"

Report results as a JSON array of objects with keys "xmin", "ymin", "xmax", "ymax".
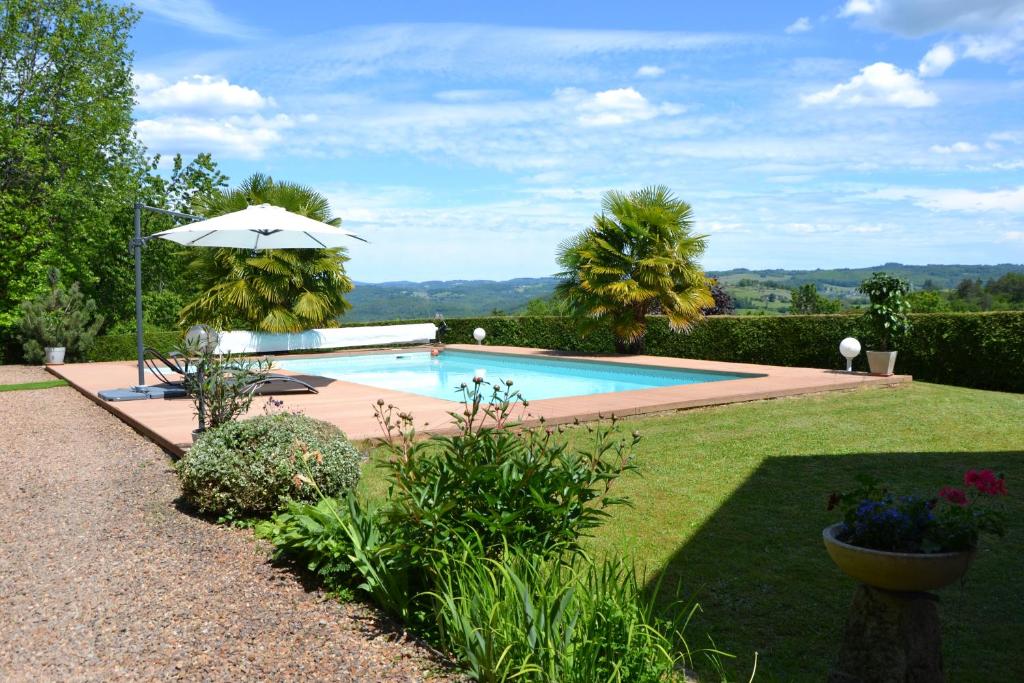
[{"xmin": 48, "ymin": 344, "xmax": 910, "ymax": 456}]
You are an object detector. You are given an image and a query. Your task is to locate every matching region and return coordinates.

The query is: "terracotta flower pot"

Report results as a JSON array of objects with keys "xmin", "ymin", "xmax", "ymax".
[{"xmin": 823, "ymin": 523, "xmax": 974, "ymax": 592}]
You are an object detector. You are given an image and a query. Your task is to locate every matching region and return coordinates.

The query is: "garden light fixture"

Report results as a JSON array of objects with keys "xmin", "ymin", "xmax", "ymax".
[
  {"xmin": 473, "ymin": 327, "xmax": 486, "ymax": 345},
  {"xmin": 839, "ymin": 337, "xmax": 861, "ymax": 372}
]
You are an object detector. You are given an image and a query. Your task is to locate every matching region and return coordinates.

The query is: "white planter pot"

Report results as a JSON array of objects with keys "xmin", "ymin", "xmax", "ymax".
[
  {"xmin": 44, "ymin": 346, "xmax": 66, "ymax": 365},
  {"xmin": 866, "ymin": 350, "xmax": 897, "ymax": 376}
]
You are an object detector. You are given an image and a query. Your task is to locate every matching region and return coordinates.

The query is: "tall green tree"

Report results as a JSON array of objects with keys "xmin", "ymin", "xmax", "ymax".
[
  {"xmin": 0, "ymin": 0, "xmax": 147, "ymax": 327},
  {"xmin": 180, "ymin": 174, "xmax": 355, "ymax": 332},
  {"xmin": 555, "ymin": 186, "xmax": 712, "ymax": 354},
  {"xmin": 789, "ymin": 283, "xmax": 841, "ymax": 314}
]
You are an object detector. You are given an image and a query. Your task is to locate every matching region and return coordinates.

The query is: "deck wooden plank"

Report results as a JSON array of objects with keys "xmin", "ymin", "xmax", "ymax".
[{"xmin": 48, "ymin": 346, "xmax": 909, "ymax": 457}]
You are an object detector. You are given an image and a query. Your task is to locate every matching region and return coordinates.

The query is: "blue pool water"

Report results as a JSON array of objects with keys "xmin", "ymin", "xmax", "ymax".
[{"xmin": 276, "ymin": 350, "xmax": 759, "ymax": 401}]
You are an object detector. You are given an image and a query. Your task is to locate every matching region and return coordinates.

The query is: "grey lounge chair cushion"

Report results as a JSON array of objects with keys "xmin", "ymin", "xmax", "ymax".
[
  {"xmin": 136, "ymin": 384, "xmax": 188, "ymax": 399},
  {"xmin": 99, "ymin": 388, "xmax": 151, "ymax": 402}
]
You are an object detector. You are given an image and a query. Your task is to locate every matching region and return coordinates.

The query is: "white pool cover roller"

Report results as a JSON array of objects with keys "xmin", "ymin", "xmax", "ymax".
[{"xmin": 213, "ymin": 323, "xmax": 438, "ymax": 355}]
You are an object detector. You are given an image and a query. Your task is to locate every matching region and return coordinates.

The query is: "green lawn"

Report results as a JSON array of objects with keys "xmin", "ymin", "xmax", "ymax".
[
  {"xmin": 358, "ymin": 382, "xmax": 1024, "ymax": 681},
  {"xmin": 0, "ymin": 379, "xmax": 68, "ymax": 392}
]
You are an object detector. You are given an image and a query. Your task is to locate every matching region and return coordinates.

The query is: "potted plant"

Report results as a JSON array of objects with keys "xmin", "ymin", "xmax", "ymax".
[
  {"xmin": 857, "ymin": 272, "xmax": 911, "ymax": 375},
  {"xmin": 178, "ymin": 338, "xmax": 271, "ymax": 442},
  {"xmin": 18, "ymin": 268, "xmax": 103, "ymax": 365},
  {"xmin": 823, "ymin": 471, "xmax": 1007, "ymax": 592}
]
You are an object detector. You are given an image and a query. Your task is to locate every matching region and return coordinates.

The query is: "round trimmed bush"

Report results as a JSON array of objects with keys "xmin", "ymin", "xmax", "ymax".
[{"xmin": 177, "ymin": 413, "xmax": 361, "ymax": 518}]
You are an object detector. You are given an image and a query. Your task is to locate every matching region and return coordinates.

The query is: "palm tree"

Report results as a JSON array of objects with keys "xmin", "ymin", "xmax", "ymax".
[
  {"xmin": 555, "ymin": 185, "xmax": 712, "ymax": 354},
  {"xmin": 179, "ymin": 174, "xmax": 354, "ymax": 332}
]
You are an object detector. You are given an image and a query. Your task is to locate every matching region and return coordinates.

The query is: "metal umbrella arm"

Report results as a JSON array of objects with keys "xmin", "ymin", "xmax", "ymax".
[{"xmin": 133, "ymin": 202, "xmax": 204, "ymax": 387}]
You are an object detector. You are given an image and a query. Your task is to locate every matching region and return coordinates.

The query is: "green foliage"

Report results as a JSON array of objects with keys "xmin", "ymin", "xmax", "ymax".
[
  {"xmin": 429, "ymin": 545, "xmax": 727, "ymax": 683},
  {"xmin": 87, "ymin": 329, "xmax": 181, "ymax": 361},
  {"xmin": 520, "ymin": 296, "xmax": 568, "ymax": 316},
  {"xmin": 255, "ymin": 496, "xmax": 357, "ymax": 593},
  {"xmin": 255, "ymin": 386, "xmax": 722, "ymax": 681},
  {"xmin": 375, "ymin": 382, "xmax": 638, "ymax": 561},
  {"xmin": 135, "ymin": 153, "xmax": 230, "ymax": 307},
  {"xmin": 0, "ymin": 0, "xmax": 147, "ymax": 327},
  {"xmin": 177, "ymin": 412, "xmax": 361, "ymax": 519},
  {"xmin": 177, "ymin": 340, "xmax": 272, "ymax": 431},
  {"xmin": 18, "ymin": 268, "xmax": 104, "ymax": 362},
  {"xmin": 789, "ymin": 283, "xmax": 841, "ymax": 314},
  {"xmin": 556, "ymin": 186, "xmax": 713, "ymax": 354},
  {"xmin": 180, "ymin": 173, "xmax": 354, "ymax": 332},
  {"xmin": 439, "ymin": 312, "xmax": 1024, "ymax": 392},
  {"xmin": 0, "ymin": 379, "xmax": 67, "ymax": 392},
  {"xmin": 906, "ymin": 290, "xmax": 950, "ymax": 313},
  {"xmin": 339, "ymin": 266, "xmax": 1021, "ymax": 323},
  {"xmin": 858, "ymin": 273, "xmax": 912, "ymax": 350}
]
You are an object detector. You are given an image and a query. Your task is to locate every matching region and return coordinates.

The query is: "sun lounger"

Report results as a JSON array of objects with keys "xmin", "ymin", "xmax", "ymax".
[{"xmin": 142, "ymin": 347, "xmax": 319, "ymax": 395}]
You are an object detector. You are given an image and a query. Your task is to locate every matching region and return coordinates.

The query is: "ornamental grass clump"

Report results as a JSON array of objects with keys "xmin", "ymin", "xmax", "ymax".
[
  {"xmin": 828, "ymin": 470, "xmax": 1008, "ymax": 553},
  {"xmin": 177, "ymin": 412, "xmax": 361, "ymax": 519}
]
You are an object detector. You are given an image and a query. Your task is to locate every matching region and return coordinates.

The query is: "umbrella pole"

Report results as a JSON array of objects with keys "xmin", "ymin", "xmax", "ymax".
[
  {"xmin": 131, "ymin": 203, "xmax": 203, "ymax": 388},
  {"xmin": 134, "ymin": 202, "xmax": 145, "ymax": 386}
]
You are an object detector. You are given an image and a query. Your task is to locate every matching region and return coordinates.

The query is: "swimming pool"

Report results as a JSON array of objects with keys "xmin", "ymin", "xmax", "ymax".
[{"xmin": 275, "ymin": 350, "xmax": 761, "ymax": 401}]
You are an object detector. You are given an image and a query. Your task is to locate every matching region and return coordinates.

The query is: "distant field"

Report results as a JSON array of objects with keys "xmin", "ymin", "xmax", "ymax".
[{"xmin": 343, "ymin": 263, "xmax": 1024, "ymax": 321}]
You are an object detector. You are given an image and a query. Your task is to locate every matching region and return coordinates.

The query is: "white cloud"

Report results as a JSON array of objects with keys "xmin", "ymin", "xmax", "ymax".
[
  {"xmin": 838, "ymin": 0, "xmax": 1024, "ymax": 36},
  {"xmin": 635, "ymin": 65, "xmax": 666, "ymax": 77},
  {"xmin": 960, "ymin": 28, "xmax": 1024, "ymax": 60},
  {"xmin": 867, "ymin": 185, "xmax": 1024, "ymax": 212},
  {"xmin": 570, "ymin": 87, "xmax": 682, "ymax": 127},
  {"xmin": 839, "ymin": 0, "xmax": 879, "ymax": 18},
  {"xmin": 145, "ymin": 24, "xmax": 758, "ymax": 90},
  {"xmin": 1002, "ymin": 230, "xmax": 1024, "ymax": 240},
  {"xmin": 785, "ymin": 17, "xmax": 813, "ymax": 34},
  {"xmin": 839, "ymin": 0, "xmax": 1024, "ymax": 69},
  {"xmin": 132, "ymin": 0, "xmax": 257, "ymax": 39},
  {"xmin": 802, "ymin": 62, "xmax": 938, "ymax": 108},
  {"xmin": 134, "ymin": 113, "xmax": 295, "ymax": 159},
  {"xmin": 135, "ymin": 74, "xmax": 273, "ymax": 112},
  {"xmin": 918, "ymin": 44, "xmax": 956, "ymax": 76},
  {"xmin": 930, "ymin": 141, "xmax": 979, "ymax": 153}
]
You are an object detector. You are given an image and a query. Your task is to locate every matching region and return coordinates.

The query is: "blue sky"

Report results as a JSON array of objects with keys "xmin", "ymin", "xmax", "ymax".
[{"xmin": 128, "ymin": 0, "xmax": 1024, "ymax": 281}]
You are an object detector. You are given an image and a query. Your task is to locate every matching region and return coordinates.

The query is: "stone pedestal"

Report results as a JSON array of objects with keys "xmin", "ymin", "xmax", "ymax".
[{"xmin": 829, "ymin": 585, "xmax": 944, "ymax": 683}]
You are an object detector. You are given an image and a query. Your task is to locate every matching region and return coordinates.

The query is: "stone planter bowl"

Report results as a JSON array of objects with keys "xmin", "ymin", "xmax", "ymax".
[{"xmin": 823, "ymin": 523, "xmax": 975, "ymax": 592}]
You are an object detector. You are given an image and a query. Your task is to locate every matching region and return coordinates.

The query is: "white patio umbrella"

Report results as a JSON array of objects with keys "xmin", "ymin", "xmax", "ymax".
[
  {"xmin": 129, "ymin": 202, "xmax": 365, "ymax": 386},
  {"xmin": 150, "ymin": 203, "xmax": 366, "ymax": 249}
]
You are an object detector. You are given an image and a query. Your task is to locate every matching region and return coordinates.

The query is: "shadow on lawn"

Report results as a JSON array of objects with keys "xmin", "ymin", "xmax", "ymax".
[{"xmin": 645, "ymin": 450, "xmax": 1024, "ymax": 683}]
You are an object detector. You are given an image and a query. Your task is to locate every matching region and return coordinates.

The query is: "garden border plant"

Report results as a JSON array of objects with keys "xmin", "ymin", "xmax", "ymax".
[{"xmin": 257, "ymin": 380, "xmax": 734, "ymax": 681}]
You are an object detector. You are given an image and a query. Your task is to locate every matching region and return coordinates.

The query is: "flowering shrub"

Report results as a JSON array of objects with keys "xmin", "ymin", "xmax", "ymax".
[
  {"xmin": 828, "ymin": 470, "xmax": 1008, "ymax": 553},
  {"xmin": 178, "ymin": 412, "xmax": 361, "ymax": 518}
]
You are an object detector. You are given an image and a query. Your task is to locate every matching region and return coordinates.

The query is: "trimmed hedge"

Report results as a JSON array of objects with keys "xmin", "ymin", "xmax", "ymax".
[
  {"xmin": 80, "ymin": 312, "xmax": 1024, "ymax": 392},
  {"xmin": 88, "ymin": 329, "xmax": 183, "ymax": 362},
  {"xmin": 441, "ymin": 312, "xmax": 1024, "ymax": 393}
]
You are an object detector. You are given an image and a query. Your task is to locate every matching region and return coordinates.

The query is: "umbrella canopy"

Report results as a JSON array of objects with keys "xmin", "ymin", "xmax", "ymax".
[{"xmin": 151, "ymin": 203, "xmax": 365, "ymax": 249}]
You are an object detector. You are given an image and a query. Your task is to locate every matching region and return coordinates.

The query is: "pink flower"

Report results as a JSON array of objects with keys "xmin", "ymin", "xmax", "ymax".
[
  {"xmin": 964, "ymin": 469, "xmax": 1008, "ymax": 496},
  {"xmin": 939, "ymin": 486, "xmax": 968, "ymax": 507}
]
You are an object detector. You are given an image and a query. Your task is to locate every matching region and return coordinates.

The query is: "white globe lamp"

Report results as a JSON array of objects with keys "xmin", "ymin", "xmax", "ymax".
[
  {"xmin": 473, "ymin": 327, "xmax": 486, "ymax": 345},
  {"xmin": 185, "ymin": 324, "xmax": 219, "ymax": 354},
  {"xmin": 839, "ymin": 337, "xmax": 861, "ymax": 372}
]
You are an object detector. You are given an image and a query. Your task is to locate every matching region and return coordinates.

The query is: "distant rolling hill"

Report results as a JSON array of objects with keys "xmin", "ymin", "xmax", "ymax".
[
  {"xmin": 342, "ymin": 264, "xmax": 1024, "ymax": 322},
  {"xmin": 344, "ymin": 277, "xmax": 560, "ymax": 322}
]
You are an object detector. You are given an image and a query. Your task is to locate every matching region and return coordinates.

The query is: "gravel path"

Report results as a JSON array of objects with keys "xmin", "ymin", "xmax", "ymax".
[
  {"xmin": 0, "ymin": 381, "xmax": 452, "ymax": 681},
  {"xmin": 0, "ymin": 364, "xmax": 54, "ymax": 384}
]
